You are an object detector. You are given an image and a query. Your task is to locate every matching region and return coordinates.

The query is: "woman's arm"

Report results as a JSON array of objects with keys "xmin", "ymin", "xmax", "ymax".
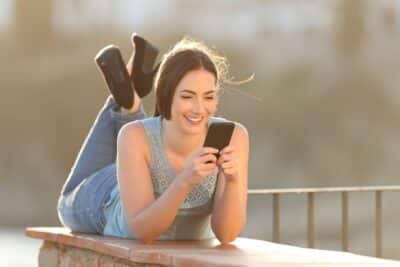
[
  {"xmin": 211, "ymin": 123, "xmax": 249, "ymax": 244},
  {"xmin": 117, "ymin": 122, "xmax": 189, "ymax": 243},
  {"xmin": 117, "ymin": 122, "xmax": 218, "ymax": 244}
]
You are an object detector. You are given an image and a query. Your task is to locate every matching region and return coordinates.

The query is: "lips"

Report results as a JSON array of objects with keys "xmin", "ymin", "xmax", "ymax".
[{"xmin": 184, "ymin": 115, "xmax": 203, "ymax": 125}]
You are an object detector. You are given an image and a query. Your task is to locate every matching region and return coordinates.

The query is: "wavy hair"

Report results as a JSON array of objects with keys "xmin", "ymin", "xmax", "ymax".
[{"xmin": 153, "ymin": 37, "xmax": 230, "ymax": 120}]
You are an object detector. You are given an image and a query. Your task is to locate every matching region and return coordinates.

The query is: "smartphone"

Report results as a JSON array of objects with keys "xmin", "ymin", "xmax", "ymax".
[{"xmin": 203, "ymin": 121, "xmax": 235, "ymax": 159}]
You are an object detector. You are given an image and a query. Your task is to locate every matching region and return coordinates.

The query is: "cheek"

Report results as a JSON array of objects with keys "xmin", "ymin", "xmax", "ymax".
[
  {"xmin": 173, "ymin": 99, "xmax": 189, "ymax": 111},
  {"xmin": 170, "ymin": 98, "xmax": 189, "ymax": 116},
  {"xmin": 206, "ymin": 101, "xmax": 218, "ymax": 113}
]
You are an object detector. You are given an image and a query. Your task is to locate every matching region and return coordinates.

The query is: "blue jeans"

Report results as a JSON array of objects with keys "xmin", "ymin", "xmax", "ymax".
[{"xmin": 57, "ymin": 96, "xmax": 145, "ymax": 234}]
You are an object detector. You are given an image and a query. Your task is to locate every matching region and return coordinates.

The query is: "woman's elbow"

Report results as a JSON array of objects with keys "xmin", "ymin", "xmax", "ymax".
[
  {"xmin": 132, "ymin": 229, "xmax": 156, "ymax": 244},
  {"xmin": 213, "ymin": 219, "xmax": 246, "ymax": 244},
  {"xmin": 129, "ymin": 219, "xmax": 155, "ymax": 244},
  {"xmin": 213, "ymin": 226, "xmax": 242, "ymax": 244},
  {"xmin": 136, "ymin": 236, "xmax": 154, "ymax": 244},
  {"xmin": 215, "ymin": 232, "xmax": 238, "ymax": 244}
]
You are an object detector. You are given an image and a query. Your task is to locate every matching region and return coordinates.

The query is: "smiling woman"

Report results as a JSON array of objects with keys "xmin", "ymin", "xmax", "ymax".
[{"xmin": 57, "ymin": 35, "xmax": 249, "ymax": 244}]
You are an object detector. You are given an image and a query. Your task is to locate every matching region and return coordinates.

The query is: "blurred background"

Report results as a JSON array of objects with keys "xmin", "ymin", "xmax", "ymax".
[{"xmin": 2, "ymin": 0, "xmax": 400, "ymax": 265}]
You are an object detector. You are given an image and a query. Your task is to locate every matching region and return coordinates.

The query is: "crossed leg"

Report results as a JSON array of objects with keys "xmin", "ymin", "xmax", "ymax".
[{"xmin": 57, "ymin": 94, "xmax": 145, "ymax": 233}]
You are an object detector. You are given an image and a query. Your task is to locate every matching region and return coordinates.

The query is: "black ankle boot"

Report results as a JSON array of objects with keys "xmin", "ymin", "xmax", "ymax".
[
  {"xmin": 129, "ymin": 34, "xmax": 160, "ymax": 98},
  {"xmin": 94, "ymin": 35, "xmax": 160, "ymax": 109},
  {"xmin": 95, "ymin": 45, "xmax": 135, "ymax": 110}
]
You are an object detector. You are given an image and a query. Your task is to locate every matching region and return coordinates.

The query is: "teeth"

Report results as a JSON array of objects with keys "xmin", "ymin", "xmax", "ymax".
[{"xmin": 185, "ymin": 116, "xmax": 202, "ymax": 122}]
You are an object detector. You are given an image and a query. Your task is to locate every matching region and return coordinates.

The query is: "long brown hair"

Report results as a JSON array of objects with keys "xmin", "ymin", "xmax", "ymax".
[{"xmin": 153, "ymin": 37, "xmax": 229, "ymax": 120}]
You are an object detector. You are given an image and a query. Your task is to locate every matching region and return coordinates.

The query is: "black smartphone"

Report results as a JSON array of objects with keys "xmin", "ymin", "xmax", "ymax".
[{"xmin": 203, "ymin": 121, "xmax": 235, "ymax": 159}]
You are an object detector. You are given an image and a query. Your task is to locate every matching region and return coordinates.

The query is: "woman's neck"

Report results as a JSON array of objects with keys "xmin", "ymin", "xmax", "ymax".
[{"xmin": 162, "ymin": 119, "xmax": 206, "ymax": 157}]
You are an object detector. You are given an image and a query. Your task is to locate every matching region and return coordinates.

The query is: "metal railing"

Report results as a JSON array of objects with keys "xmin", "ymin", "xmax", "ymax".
[{"xmin": 248, "ymin": 186, "xmax": 400, "ymax": 258}]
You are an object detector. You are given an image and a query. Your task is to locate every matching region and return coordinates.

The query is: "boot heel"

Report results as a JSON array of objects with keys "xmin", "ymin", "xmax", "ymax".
[
  {"xmin": 131, "ymin": 35, "xmax": 160, "ymax": 98},
  {"xmin": 95, "ymin": 45, "xmax": 135, "ymax": 109}
]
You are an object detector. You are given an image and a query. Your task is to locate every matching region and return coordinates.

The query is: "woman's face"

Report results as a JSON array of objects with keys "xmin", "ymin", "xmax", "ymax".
[{"xmin": 169, "ymin": 68, "xmax": 218, "ymax": 135}]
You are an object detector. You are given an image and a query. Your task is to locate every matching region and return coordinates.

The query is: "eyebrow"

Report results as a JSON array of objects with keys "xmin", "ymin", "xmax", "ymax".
[{"xmin": 179, "ymin": 89, "xmax": 215, "ymax": 95}]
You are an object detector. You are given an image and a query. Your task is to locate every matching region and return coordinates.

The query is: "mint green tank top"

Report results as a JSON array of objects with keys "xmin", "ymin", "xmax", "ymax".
[{"xmin": 103, "ymin": 116, "xmax": 227, "ymax": 240}]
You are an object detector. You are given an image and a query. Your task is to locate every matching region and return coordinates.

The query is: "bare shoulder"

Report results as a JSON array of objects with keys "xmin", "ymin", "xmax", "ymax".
[
  {"xmin": 232, "ymin": 121, "xmax": 249, "ymax": 142},
  {"xmin": 117, "ymin": 121, "xmax": 150, "ymax": 163},
  {"xmin": 118, "ymin": 121, "xmax": 146, "ymax": 139}
]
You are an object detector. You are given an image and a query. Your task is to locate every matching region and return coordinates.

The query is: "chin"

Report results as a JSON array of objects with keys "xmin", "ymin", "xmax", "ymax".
[{"xmin": 181, "ymin": 116, "xmax": 209, "ymax": 135}]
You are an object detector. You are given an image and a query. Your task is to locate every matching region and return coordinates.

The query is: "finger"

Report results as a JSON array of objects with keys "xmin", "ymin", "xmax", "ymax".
[
  {"xmin": 220, "ymin": 145, "xmax": 235, "ymax": 153},
  {"xmin": 221, "ymin": 161, "xmax": 239, "ymax": 172},
  {"xmin": 218, "ymin": 154, "xmax": 233, "ymax": 164},
  {"xmin": 201, "ymin": 147, "xmax": 219, "ymax": 155},
  {"xmin": 222, "ymin": 167, "xmax": 237, "ymax": 176},
  {"xmin": 219, "ymin": 158, "xmax": 239, "ymax": 169},
  {"xmin": 199, "ymin": 162, "xmax": 217, "ymax": 174},
  {"xmin": 201, "ymin": 153, "xmax": 217, "ymax": 164},
  {"xmin": 221, "ymin": 161, "xmax": 235, "ymax": 170},
  {"xmin": 203, "ymin": 164, "xmax": 217, "ymax": 173},
  {"xmin": 219, "ymin": 145, "xmax": 235, "ymax": 155}
]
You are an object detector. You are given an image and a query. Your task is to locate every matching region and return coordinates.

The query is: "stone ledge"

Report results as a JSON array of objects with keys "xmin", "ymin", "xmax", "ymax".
[
  {"xmin": 26, "ymin": 227, "xmax": 400, "ymax": 267},
  {"xmin": 39, "ymin": 241, "xmax": 161, "ymax": 267}
]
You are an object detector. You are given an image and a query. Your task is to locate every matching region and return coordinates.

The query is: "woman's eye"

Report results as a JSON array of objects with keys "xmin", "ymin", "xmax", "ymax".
[
  {"xmin": 205, "ymin": 96, "xmax": 215, "ymax": 100},
  {"xmin": 181, "ymin": 95, "xmax": 192, "ymax": 99}
]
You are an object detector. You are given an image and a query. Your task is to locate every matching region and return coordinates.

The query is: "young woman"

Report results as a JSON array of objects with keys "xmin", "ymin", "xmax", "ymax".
[{"xmin": 57, "ymin": 36, "xmax": 249, "ymax": 244}]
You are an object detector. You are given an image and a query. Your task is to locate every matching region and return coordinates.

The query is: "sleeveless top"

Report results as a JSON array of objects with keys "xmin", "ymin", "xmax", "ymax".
[{"xmin": 103, "ymin": 116, "xmax": 228, "ymax": 240}]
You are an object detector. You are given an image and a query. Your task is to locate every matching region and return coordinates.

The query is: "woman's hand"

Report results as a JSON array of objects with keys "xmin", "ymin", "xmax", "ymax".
[
  {"xmin": 179, "ymin": 147, "xmax": 219, "ymax": 187},
  {"xmin": 217, "ymin": 145, "xmax": 240, "ymax": 183}
]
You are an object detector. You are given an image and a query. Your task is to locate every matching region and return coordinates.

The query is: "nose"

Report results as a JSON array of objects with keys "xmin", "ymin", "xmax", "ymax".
[{"xmin": 193, "ymin": 97, "xmax": 205, "ymax": 113}]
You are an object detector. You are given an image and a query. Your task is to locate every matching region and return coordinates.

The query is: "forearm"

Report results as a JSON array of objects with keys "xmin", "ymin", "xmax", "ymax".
[
  {"xmin": 211, "ymin": 180, "xmax": 247, "ymax": 243},
  {"xmin": 129, "ymin": 175, "xmax": 191, "ymax": 243}
]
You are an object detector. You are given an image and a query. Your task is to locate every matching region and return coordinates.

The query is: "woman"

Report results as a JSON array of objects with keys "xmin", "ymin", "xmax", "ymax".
[{"xmin": 57, "ymin": 36, "xmax": 249, "ymax": 244}]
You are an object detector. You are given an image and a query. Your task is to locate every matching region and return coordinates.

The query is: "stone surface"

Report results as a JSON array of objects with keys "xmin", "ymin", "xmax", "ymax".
[
  {"xmin": 41, "ymin": 241, "xmax": 162, "ymax": 267},
  {"xmin": 39, "ymin": 241, "xmax": 59, "ymax": 267},
  {"xmin": 27, "ymin": 227, "xmax": 400, "ymax": 267}
]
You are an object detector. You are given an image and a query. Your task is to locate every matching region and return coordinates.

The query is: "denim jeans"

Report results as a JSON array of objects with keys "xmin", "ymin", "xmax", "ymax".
[{"xmin": 57, "ymin": 95, "xmax": 145, "ymax": 234}]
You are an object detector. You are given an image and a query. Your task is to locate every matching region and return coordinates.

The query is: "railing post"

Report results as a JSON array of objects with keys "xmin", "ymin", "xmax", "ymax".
[
  {"xmin": 273, "ymin": 193, "xmax": 280, "ymax": 243},
  {"xmin": 375, "ymin": 190, "xmax": 382, "ymax": 258},
  {"xmin": 307, "ymin": 192, "xmax": 315, "ymax": 248},
  {"xmin": 247, "ymin": 186, "xmax": 399, "ymax": 255},
  {"xmin": 342, "ymin": 192, "xmax": 349, "ymax": 252}
]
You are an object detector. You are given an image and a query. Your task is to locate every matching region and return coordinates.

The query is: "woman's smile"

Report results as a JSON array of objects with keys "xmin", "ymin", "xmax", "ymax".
[
  {"xmin": 184, "ymin": 115, "xmax": 203, "ymax": 125},
  {"xmin": 170, "ymin": 68, "xmax": 218, "ymax": 134}
]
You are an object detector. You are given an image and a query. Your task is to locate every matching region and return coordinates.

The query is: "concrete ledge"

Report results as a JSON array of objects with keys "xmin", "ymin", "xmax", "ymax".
[
  {"xmin": 38, "ymin": 241, "xmax": 158, "ymax": 267},
  {"xmin": 26, "ymin": 227, "xmax": 399, "ymax": 266}
]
